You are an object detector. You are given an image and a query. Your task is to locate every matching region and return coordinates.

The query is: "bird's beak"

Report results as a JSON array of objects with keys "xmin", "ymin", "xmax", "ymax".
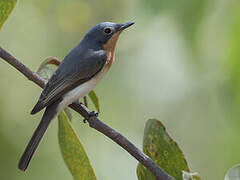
[{"xmin": 118, "ymin": 22, "xmax": 135, "ymax": 31}]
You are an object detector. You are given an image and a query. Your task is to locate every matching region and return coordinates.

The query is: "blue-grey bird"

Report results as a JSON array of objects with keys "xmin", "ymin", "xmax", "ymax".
[{"xmin": 18, "ymin": 22, "xmax": 134, "ymax": 171}]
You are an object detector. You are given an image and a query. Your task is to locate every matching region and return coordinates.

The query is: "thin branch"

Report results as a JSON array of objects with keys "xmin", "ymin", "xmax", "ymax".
[{"xmin": 0, "ymin": 46, "xmax": 176, "ymax": 180}]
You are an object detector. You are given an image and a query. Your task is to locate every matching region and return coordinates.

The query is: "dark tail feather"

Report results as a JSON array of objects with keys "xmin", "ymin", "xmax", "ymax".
[
  {"xmin": 18, "ymin": 103, "xmax": 58, "ymax": 171},
  {"xmin": 31, "ymin": 100, "xmax": 44, "ymax": 115}
]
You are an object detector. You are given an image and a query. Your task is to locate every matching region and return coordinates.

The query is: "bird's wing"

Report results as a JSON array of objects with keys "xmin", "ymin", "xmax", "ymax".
[{"xmin": 31, "ymin": 49, "xmax": 107, "ymax": 114}]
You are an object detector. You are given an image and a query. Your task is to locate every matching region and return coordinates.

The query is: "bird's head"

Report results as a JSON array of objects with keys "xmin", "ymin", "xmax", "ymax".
[{"xmin": 83, "ymin": 22, "xmax": 134, "ymax": 50}]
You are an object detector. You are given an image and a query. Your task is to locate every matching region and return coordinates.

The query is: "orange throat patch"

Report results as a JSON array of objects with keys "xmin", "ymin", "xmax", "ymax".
[{"xmin": 103, "ymin": 31, "xmax": 121, "ymax": 70}]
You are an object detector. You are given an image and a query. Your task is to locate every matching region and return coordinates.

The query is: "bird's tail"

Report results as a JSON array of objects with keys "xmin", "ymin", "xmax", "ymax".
[{"xmin": 18, "ymin": 102, "xmax": 59, "ymax": 171}]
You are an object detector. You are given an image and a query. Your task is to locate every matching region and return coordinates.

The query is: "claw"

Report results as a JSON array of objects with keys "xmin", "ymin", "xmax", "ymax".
[
  {"xmin": 89, "ymin": 111, "xmax": 98, "ymax": 118},
  {"xmin": 83, "ymin": 111, "xmax": 99, "ymax": 123}
]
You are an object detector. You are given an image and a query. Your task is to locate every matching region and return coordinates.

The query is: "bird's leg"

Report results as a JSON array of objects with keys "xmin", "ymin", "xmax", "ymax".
[
  {"xmin": 72, "ymin": 100, "xmax": 87, "ymax": 123},
  {"xmin": 74, "ymin": 100, "xmax": 99, "ymax": 123}
]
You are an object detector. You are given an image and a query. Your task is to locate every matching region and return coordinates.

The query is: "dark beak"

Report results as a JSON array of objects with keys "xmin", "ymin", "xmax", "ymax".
[{"xmin": 119, "ymin": 22, "xmax": 135, "ymax": 31}]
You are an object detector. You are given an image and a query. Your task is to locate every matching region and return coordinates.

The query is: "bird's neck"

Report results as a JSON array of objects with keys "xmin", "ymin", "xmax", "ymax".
[{"xmin": 103, "ymin": 31, "xmax": 121, "ymax": 68}]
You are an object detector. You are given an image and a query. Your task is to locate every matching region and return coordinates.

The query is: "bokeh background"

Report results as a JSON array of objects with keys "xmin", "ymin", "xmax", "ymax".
[{"xmin": 0, "ymin": 0, "xmax": 240, "ymax": 179}]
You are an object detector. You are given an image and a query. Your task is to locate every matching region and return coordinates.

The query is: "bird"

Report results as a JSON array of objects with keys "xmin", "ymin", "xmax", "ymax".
[{"xmin": 18, "ymin": 22, "xmax": 134, "ymax": 171}]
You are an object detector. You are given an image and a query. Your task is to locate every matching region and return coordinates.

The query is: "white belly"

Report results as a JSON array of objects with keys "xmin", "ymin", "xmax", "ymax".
[{"xmin": 56, "ymin": 67, "xmax": 108, "ymax": 113}]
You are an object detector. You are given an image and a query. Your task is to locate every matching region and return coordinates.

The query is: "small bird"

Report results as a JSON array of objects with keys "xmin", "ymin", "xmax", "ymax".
[{"xmin": 18, "ymin": 22, "xmax": 134, "ymax": 171}]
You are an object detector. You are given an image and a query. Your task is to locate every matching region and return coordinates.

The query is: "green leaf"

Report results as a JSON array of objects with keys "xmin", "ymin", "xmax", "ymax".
[
  {"xmin": 88, "ymin": 90, "xmax": 100, "ymax": 112},
  {"xmin": 37, "ymin": 65, "xmax": 54, "ymax": 80},
  {"xmin": 37, "ymin": 56, "xmax": 61, "ymax": 70},
  {"xmin": 58, "ymin": 111, "xmax": 97, "ymax": 180},
  {"xmin": 137, "ymin": 119, "xmax": 190, "ymax": 180},
  {"xmin": 36, "ymin": 56, "xmax": 61, "ymax": 80},
  {"xmin": 0, "ymin": 0, "xmax": 17, "ymax": 29},
  {"xmin": 64, "ymin": 107, "xmax": 72, "ymax": 121},
  {"xmin": 224, "ymin": 164, "xmax": 240, "ymax": 180},
  {"xmin": 182, "ymin": 171, "xmax": 201, "ymax": 180}
]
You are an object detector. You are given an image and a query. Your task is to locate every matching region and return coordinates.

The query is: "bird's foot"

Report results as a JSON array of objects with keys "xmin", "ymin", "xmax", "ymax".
[{"xmin": 83, "ymin": 111, "xmax": 99, "ymax": 123}]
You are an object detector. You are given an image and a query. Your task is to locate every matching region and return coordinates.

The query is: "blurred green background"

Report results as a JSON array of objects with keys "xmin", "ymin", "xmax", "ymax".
[{"xmin": 0, "ymin": 0, "xmax": 240, "ymax": 179}]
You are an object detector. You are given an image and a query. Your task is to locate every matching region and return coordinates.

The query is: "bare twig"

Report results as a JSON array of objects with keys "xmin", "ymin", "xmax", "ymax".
[{"xmin": 0, "ymin": 46, "xmax": 175, "ymax": 180}]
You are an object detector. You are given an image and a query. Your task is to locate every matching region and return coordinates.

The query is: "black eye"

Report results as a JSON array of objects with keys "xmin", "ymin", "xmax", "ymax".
[{"xmin": 104, "ymin": 28, "xmax": 112, "ymax": 34}]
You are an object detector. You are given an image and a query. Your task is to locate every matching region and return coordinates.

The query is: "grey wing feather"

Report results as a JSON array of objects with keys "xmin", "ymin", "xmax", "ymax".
[{"xmin": 31, "ymin": 49, "xmax": 107, "ymax": 114}]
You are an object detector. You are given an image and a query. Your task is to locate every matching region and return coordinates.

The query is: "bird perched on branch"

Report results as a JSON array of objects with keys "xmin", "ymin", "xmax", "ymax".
[{"xmin": 18, "ymin": 22, "xmax": 134, "ymax": 171}]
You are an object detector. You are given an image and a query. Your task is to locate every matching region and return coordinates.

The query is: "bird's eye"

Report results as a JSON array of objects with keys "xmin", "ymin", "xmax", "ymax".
[{"xmin": 104, "ymin": 28, "xmax": 112, "ymax": 34}]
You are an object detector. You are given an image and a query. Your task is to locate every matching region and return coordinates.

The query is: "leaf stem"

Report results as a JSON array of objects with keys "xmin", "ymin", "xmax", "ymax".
[{"xmin": 84, "ymin": 96, "xmax": 88, "ymax": 107}]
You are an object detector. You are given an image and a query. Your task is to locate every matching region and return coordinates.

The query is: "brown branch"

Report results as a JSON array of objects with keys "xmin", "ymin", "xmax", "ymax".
[{"xmin": 0, "ymin": 46, "xmax": 176, "ymax": 180}]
